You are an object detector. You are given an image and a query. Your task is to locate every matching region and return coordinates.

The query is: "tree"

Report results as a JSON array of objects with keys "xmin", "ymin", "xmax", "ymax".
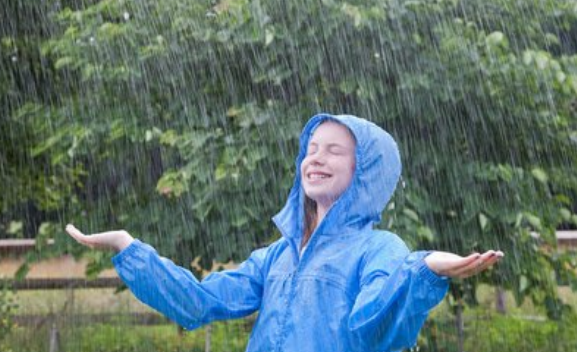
[{"xmin": 2, "ymin": 0, "xmax": 576, "ymax": 316}]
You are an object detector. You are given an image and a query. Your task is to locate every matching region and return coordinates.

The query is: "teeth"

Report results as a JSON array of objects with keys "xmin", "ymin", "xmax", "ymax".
[{"xmin": 309, "ymin": 174, "xmax": 329, "ymax": 179}]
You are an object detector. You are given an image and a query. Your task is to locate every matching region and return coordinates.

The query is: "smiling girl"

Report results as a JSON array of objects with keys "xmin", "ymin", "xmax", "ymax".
[{"xmin": 67, "ymin": 113, "xmax": 503, "ymax": 352}]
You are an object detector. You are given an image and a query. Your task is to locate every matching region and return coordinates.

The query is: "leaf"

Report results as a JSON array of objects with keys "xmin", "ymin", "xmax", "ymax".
[
  {"xmin": 478, "ymin": 213, "xmax": 489, "ymax": 231},
  {"xmin": 160, "ymin": 129, "xmax": 179, "ymax": 146},
  {"xmin": 531, "ymin": 168, "xmax": 548, "ymax": 184},
  {"xmin": 560, "ymin": 208, "xmax": 571, "ymax": 221},
  {"xmin": 54, "ymin": 56, "xmax": 74, "ymax": 70},
  {"xmin": 514, "ymin": 213, "xmax": 524, "ymax": 228},
  {"xmin": 341, "ymin": 4, "xmax": 362, "ymax": 27},
  {"xmin": 519, "ymin": 275, "xmax": 529, "ymax": 293},
  {"xmin": 265, "ymin": 28, "xmax": 274, "ymax": 46},
  {"xmin": 7, "ymin": 221, "xmax": 23, "ymax": 236},
  {"xmin": 215, "ymin": 164, "xmax": 227, "ymax": 181},
  {"xmin": 535, "ymin": 52, "xmax": 549, "ymax": 69},
  {"xmin": 14, "ymin": 263, "xmax": 30, "ymax": 281},
  {"xmin": 416, "ymin": 226, "xmax": 434, "ymax": 241},
  {"xmin": 524, "ymin": 213, "xmax": 542, "ymax": 230},
  {"xmin": 571, "ymin": 215, "xmax": 577, "ymax": 226},
  {"xmin": 156, "ymin": 170, "xmax": 188, "ymax": 197},
  {"xmin": 403, "ymin": 208, "xmax": 420, "ymax": 222},
  {"xmin": 486, "ymin": 31, "xmax": 505, "ymax": 47}
]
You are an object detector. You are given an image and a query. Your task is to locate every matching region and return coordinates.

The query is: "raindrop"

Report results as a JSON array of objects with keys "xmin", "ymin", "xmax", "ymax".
[
  {"xmin": 11, "ymin": 55, "xmax": 17, "ymax": 62},
  {"xmin": 89, "ymin": 36, "xmax": 96, "ymax": 44},
  {"xmin": 123, "ymin": 12, "xmax": 130, "ymax": 21},
  {"xmin": 374, "ymin": 52, "xmax": 380, "ymax": 58}
]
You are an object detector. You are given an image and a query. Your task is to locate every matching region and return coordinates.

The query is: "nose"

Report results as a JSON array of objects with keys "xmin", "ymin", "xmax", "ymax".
[{"xmin": 309, "ymin": 150, "xmax": 327, "ymax": 165}]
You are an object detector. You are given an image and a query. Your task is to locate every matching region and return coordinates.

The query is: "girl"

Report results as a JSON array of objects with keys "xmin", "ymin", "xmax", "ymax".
[{"xmin": 67, "ymin": 113, "xmax": 503, "ymax": 351}]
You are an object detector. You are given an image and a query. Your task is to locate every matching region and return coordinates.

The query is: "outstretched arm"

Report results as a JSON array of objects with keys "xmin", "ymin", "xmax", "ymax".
[
  {"xmin": 349, "ymin": 237, "xmax": 504, "ymax": 351},
  {"xmin": 65, "ymin": 224, "xmax": 267, "ymax": 330}
]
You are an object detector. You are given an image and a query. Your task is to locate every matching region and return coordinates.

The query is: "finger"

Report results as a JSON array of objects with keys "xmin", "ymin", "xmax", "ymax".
[
  {"xmin": 475, "ymin": 252, "xmax": 504, "ymax": 272},
  {"xmin": 66, "ymin": 224, "xmax": 98, "ymax": 248},
  {"xmin": 458, "ymin": 251, "xmax": 504, "ymax": 278},
  {"xmin": 438, "ymin": 253, "xmax": 481, "ymax": 276},
  {"xmin": 450, "ymin": 251, "xmax": 495, "ymax": 277},
  {"xmin": 451, "ymin": 258, "xmax": 484, "ymax": 277},
  {"xmin": 66, "ymin": 224, "xmax": 85, "ymax": 240}
]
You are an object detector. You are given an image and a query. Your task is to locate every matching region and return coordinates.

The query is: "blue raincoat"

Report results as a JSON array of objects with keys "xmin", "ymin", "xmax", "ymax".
[{"xmin": 112, "ymin": 113, "xmax": 449, "ymax": 352}]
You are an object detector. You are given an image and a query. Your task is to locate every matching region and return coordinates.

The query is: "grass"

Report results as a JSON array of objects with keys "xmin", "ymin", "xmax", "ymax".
[
  {"xmin": 3, "ymin": 282, "xmax": 577, "ymax": 352},
  {"xmin": 5, "ymin": 320, "xmax": 250, "ymax": 352},
  {"xmin": 13, "ymin": 288, "xmax": 153, "ymax": 315}
]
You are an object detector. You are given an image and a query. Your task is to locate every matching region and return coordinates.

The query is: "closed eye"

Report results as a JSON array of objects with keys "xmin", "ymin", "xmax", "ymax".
[{"xmin": 328, "ymin": 145, "xmax": 348, "ymax": 155}]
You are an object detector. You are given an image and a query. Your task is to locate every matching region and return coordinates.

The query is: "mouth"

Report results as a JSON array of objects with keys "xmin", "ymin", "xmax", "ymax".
[{"xmin": 306, "ymin": 172, "xmax": 332, "ymax": 180}]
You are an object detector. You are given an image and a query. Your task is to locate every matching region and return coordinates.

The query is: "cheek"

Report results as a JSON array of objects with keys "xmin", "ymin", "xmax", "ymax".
[
  {"xmin": 300, "ymin": 159, "xmax": 308, "ymax": 178},
  {"xmin": 347, "ymin": 157, "xmax": 356, "ymax": 178}
]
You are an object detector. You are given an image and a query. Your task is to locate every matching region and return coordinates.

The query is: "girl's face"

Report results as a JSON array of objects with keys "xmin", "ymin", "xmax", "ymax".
[{"xmin": 301, "ymin": 121, "xmax": 356, "ymax": 209}]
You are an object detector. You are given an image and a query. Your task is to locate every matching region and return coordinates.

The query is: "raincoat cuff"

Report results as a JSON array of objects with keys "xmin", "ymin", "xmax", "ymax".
[
  {"xmin": 418, "ymin": 251, "xmax": 450, "ymax": 287},
  {"xmin": 112, "ymin": 238, "xmax": 143, "ymax": 266}
]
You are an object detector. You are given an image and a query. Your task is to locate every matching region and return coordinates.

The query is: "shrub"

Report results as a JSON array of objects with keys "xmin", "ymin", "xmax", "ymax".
[{"xmin": 0, "ymin": 282, "xmax": 17, "ymax": 352}]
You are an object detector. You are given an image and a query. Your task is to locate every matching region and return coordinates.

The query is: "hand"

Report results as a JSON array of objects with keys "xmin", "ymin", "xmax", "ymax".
[
  {"xmin": 425, "ymin": 250, "xmax": 504, "ymax": 279},
  {"xmin": 66, "ymin": 224, "xmax": 134, "ymax": 252}
]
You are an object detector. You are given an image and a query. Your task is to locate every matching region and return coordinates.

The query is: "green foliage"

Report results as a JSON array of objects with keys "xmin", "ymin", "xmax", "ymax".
[
  {"xmin": 5, "ymin": 320, "xmax": 249, "ymax": 352},
  {"xmin": 463, "ymin": 312, "xmax": 577, "ymax": 352},
  {"xmin": 1, "ymin": 0, "xmax": 577, "ymax": 317},
  {"xmin": 5, "ymin": 311, "xmax": 577, "ymax": 352},
  {"xmin": 0, "ymin": 282, "xmax": 17, "ymax": 352},
  {"xmin": 416, "ymin": 309, "xmax": 577, "ymax": 352}
]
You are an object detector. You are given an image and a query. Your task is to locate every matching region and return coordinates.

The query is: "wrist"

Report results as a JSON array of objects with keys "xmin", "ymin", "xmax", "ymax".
[{"xmin": 115, "ymin": 231, "xmax": 134, "ymax": 252}]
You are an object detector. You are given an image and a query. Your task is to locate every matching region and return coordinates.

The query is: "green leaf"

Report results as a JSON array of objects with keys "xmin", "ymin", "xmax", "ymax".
[
  {"xmin": 531, "ymin": 168, "xmax": 548, "ymax": 184},
  {"xmin": 14, "ymin": 263, "xmax": 30, "ymax": 281},
  {"xmin": 403, "ymin": 208, "xmax": 420, "ymax": 222},
  {"xmin": 265, "ymin": 28, "xmax": 274, "ymax": 45},
  {"xmin": 215, "ymin": 164, "xmax": 227, "ymax": 181},
  {"xmin": 486, "ymin": 31, "xmax": 505, "ymax": 47},
  {"xmin": 156, "ymin": 170, "xmax": 188, "ymax": 197},
  {"xmin": 478, "ymin": 213, "xmax": 489, "ymax": 231},
  {"xmin": 160, "ymin": 129, "xmax": 179, "ymax": 146},
  {"xmin": 416, "ymin": 226, "xmax": 434, "ymax": 241},
  {"xmin": 54, "ymin": 56, "xmax": 74, "ymax": 70},
  {"xmin": 535, "ymin": 52, "xmax": 549, "ymax": 69},
  {"xmin": 7, "ymin": 221, "xmax": 23, "ymax": 236},
  {"xmin": 571, "ymin": 215, "xmax": 577, "ymax": 226},
  {"xmin": 560, "ymin": 208, "xmax": 571, "ymax": 221},
  {"xmin": 519, "ymin": 275, "xmax": 529, "ymax": 293},
  {"xmin": 524, "ymin": 213, "xmax": 542, "ymax": 230}
]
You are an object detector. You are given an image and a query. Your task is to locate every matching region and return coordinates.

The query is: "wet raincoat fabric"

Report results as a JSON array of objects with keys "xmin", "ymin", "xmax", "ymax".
[{"xmin": 112, "ymin": 113, "xmax": 449, "ymax": 352}]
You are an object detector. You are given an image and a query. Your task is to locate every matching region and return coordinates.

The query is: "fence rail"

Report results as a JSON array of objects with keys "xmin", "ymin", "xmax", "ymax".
[
  {"xmin": 2, "ymin": 277, "xmax": 122, "ymax": 290},
  {"xmin": 1, "ymin": 231, "xmax": 576, "ymax": 291}
]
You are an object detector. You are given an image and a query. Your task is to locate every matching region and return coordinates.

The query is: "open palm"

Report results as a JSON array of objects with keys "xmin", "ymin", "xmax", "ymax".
[
  {"xmin": 66, "ymin": 224, "xmax": 134, "ymax": 252},
  {"xmin": 425, "ymin": 250, "xmax": 504, "ymax": 279}
]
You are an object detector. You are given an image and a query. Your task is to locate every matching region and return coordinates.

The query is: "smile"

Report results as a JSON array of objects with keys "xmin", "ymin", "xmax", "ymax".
[{"xmin": 307, "ymin": 172, "xmax": 332, "ymax": 180}]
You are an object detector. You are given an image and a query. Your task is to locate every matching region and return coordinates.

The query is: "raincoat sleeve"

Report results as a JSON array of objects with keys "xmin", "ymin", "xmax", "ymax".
[
  {"xmin": 112, "ymin": 239, "xmax": 267, "ymax": 330},
  {"xmin": 348, "ymin": 239, "xmax": 449, "ymax": 351}
]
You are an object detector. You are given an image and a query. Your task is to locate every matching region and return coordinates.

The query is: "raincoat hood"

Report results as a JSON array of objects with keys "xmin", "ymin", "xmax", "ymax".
[{"xmin": 273, "ymin": 113, "xmax": 402, "ymax": 240}]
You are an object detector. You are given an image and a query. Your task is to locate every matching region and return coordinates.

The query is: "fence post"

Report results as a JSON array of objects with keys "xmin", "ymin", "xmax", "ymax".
[
  {"xmin": 205, "ymin": 324, "xmax": 212, "ymax": 352},
  {"xmin": 49, "ymin": 320, "xmax": 60, "ymax": 352},
  {"xmin": 496, "ymin": 286, "xmax": 507, "ymax": 314}
]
